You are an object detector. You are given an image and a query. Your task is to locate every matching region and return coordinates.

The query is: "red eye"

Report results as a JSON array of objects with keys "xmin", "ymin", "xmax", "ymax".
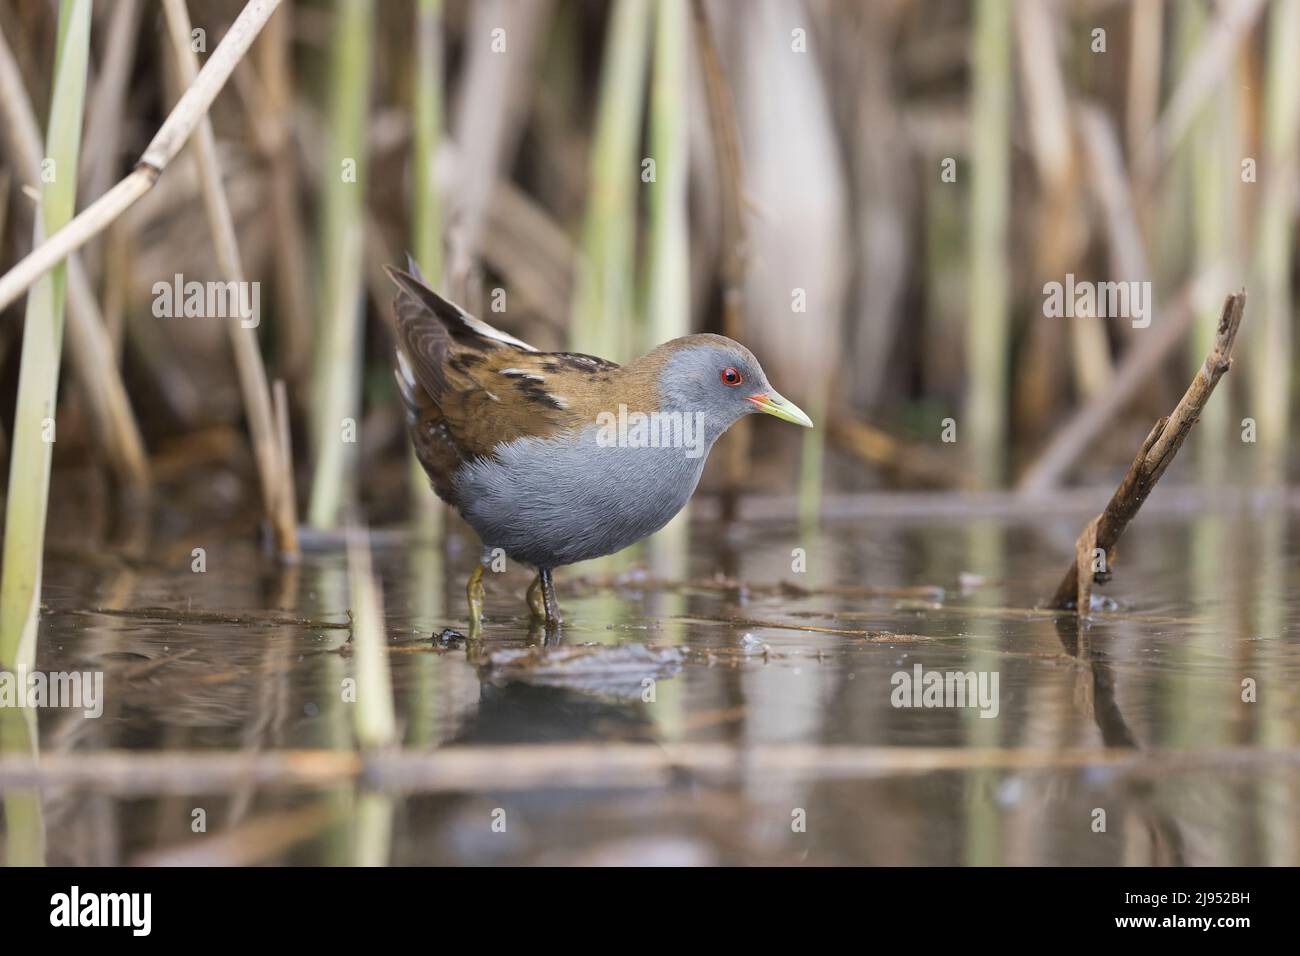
[{"xmin": 721, "ymin": 367, "xmax": 743, "ymax": 387}]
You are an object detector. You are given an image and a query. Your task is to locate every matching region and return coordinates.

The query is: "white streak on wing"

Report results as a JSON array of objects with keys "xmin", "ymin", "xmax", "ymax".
[
  {"xmin": 485, "ymin": 391, "xmax": 500, "ymax": 401},
  {"xmin": 499, "ymin": 368, "xmax": 545, "ymax": 381},
  {"xmin": 457, "ymin": 309, "xmax": 537, "ymax": 351},
  {"xmin": 394, "ymin": 351, "xmax": 420, "ymax": 406},
  {"xmin": 552, "ymin": 396, "xmax": 569, "ymax": 409},
  {"xmin": 396, "ymin": 350, "xmax": 418, "ymax": 387}
]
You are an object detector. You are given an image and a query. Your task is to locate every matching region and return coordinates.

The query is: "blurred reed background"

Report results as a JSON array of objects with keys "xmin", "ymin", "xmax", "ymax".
[{"xmin": 0, "ymin": 0, "xmax": 1298, "ymax": 624}]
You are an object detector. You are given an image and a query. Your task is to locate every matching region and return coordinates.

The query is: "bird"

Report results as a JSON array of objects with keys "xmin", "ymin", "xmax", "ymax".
[{"xmin": 387, "ymin": 258, "xmax": 812, "ymax": 633}]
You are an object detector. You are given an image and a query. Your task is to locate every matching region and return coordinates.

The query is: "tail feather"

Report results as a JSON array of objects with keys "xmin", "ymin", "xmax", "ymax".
[{"xmin": 384, "ymin": 262, "xmax": 537, "ymax": 352}]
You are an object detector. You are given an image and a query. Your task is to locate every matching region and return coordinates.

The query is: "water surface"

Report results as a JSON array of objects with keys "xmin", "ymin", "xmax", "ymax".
[{"xmin": 5, "ymin": 497, "xmax": 1298, "ymax": 865}]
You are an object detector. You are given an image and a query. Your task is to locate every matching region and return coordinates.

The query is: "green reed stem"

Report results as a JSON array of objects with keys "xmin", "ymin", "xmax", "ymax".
[
  {"xmin": 798, "ymin": 394, "xmax": 828, "ymax": 532},
  {"xmin": 643, "ymin": 0, "xmax": 687, "ymax": 349},
  {"xmin": 0, "ymin": 0, "xmax": 91, "ymax": 673},
  {"xmin": 413, "ymin": 0, "xmax": 444, "ymax": 289},
  {"xmin": 571, "ymin": 0, "xmax": 651, "ymax": 360},
  {"xmin": 308, "ymin": 0, "xmax": 373, "ymax": 528},
  {"xmin": 1254, "ymin": 0, "xmax": 1300, "ymax": 483},
  {"xmin": 409, "ymin": 0, "xmax": 445, "ymax": 543},
  {"xmin": 967, "ymin": 0, "xmax": 1011, "ymax": 488},
  {"xmin": 641, "ymin": 0, "xmax": 691, "ymax": 616}
]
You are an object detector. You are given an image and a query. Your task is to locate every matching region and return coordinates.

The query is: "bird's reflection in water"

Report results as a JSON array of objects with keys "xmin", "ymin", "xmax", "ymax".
[
  {"xmin": 458, "ymin": 680, "xmax": 659, "ymax": 746},
  {"xmin": 400, "ymin": 675, "xmax": 679, "ymax": 865}
]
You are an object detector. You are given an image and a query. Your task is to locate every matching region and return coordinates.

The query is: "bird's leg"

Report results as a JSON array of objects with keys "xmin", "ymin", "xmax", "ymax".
[
  {"xmin": 526, "ymin": 573, "xmax": 547, "ymax": 623},
  {"xmin": 539, "ymin": 568, "xmax": 562, "ymax": 631},
  {"xmin": 466, "ymin": 563, "xmax": 487, "ymax": 635}
]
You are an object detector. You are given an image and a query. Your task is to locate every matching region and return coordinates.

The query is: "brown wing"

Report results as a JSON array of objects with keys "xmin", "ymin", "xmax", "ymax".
[{"xmin": 388, "ymin": 263, "xmax": 610, "ymax": 503}]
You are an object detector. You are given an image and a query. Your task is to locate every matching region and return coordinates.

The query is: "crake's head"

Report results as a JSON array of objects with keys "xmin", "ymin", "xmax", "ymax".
[{"xmin": 653, "ymin": 334, "xmax": 813, "ymax": 439}]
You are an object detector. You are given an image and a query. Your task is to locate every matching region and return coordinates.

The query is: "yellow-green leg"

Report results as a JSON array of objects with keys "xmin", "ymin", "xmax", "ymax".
[
  {"xmin": 539, "ymin": 568, "xmax": 561, "ymax": 631},
  {"xmin": 466, "ymin": 563, "xmax": 486, "ymax": 635},
  {"xmin": 526, "ymin": 573, "xmax": 546, "ymax": 623}
]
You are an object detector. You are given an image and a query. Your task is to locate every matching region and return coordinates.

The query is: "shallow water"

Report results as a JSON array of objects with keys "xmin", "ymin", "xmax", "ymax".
[{"xmin": 4, "ymin": 497, "xmax": 1299, "ymax": 865}]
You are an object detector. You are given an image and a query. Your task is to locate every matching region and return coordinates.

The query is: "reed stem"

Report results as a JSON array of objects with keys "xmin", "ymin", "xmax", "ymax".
[
  {"xmin": 642, "ymin": 0, "xmax": 691, "ymax": 610},
  {"xmin": 410, "ymin": 0, "xmax": 445, "ymax": 543},
  {"xmin": 1188, "ymin": 3, "xmax": 1235, "ymax": 484},
  {"xmin": 162, "ymin": 0, "xmax": 298, "ymax": 558},
  {"xmin": 968, "ymin": 0, "xmax": 1011, "ymax": 487},
  {"xmin": 0, "ymin": 22, "xmax": 150, "ymax": 495},
  {"xmin": 570, "ymin": 0, "xmax": 651, "ymax": 360},
  {"xmin": 1254, "ymin": 0, "xmax": 1300, "ymax": 482},
  {"xmin": 644, "ymin": 0, "xmax": 688, "ymax": 350},
  {"xmin": 0, "ymin": 0, "xmax": 91, "ymax": 674},
  {"xmin": 0, "ymin": 0, "xmax": 283, "ymax": 314},
  {"xmin": 308, "ymin": 0, "xmax": 374, "ymax": 528}
]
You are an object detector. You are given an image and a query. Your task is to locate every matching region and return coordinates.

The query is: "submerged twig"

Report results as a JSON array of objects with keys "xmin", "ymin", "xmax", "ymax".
[
  {"xmin": 570, "ymin": 572, "xmax": 944, "ymax": 602},
  {"xmin": 47, "ymin": 605, "xmax": 351, "ymax": 629},
  {"xmin": 678, "ymin": 614, "xmax": 929, "ymax": 641},
  {"xmin": 1050, "ymin": 291, "xmax": 1247, "ymax": 611}
]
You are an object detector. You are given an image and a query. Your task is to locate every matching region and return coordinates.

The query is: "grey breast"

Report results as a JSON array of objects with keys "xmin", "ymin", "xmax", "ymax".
[{"xmin": 453, "ymin": 425, "xmax": 708, "ymax": 568}]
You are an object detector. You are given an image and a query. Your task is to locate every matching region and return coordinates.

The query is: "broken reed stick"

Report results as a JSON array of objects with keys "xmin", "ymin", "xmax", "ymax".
[
  {"xmin": 1050, "ymin": 290, "xmax": 1246, "ymax": 611},
  {"xmin": 0, "ymin": 0, "xmax": 283, "ymax": 315},
  {"xmin": 160, "ymin": 0, "xmax": 297, "ymax": 558}
]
